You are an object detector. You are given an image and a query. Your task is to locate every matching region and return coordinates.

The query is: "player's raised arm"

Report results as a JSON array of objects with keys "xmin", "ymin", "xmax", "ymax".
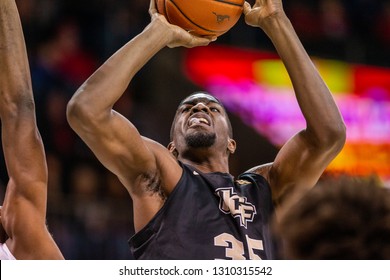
[
  {"xmin": 0, "ymin": 0, "xmax": 63, "ymax": 259},
  {"xmin": 67, "ymin": 0, "xmax": 215, "ymax": 231},
  {"xmin": 243, "ymin": 0, "xmax": 346, "ymax": 204},
  {"xmin": 67, "ymin": 0, "xmax": 210, "ymax": 187},
  {"xmin": 0, "ymin": 0, "xmax": 47, "ymax": 235}
]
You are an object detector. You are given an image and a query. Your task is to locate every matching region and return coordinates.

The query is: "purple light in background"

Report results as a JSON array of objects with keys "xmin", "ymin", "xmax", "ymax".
[{"xmin": 207, "ymin": 78, "xmax": 390, "ymax": 146}]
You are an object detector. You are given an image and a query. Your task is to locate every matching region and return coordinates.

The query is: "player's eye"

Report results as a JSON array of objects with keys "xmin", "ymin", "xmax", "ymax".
[
  {"xmin": 181, "ymin": 107, "xmax": 191, "ymax": 113},
  {"xmin": 210, "ymin": 107, "xmax": 220, "ymax": 113}
]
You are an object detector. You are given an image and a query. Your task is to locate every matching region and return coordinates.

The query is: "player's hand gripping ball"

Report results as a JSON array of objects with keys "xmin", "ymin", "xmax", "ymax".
[{"xmin": 156, "ymin": 0, "xmax": 245, "ymax": 37}]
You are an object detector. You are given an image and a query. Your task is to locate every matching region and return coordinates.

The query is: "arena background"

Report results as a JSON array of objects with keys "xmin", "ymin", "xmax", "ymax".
[{"xmin": 0, "ymin": 0, "xmax": 389, "ymax": 259}]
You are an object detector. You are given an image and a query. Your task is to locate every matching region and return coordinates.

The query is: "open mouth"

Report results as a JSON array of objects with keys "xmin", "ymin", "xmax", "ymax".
[{"xmin": 188, "ymin": 117, "xmax": 210, "ymax": 128}]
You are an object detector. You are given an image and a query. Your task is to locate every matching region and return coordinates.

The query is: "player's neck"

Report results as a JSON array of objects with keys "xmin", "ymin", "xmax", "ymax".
[{"xmin": 179, "ymin": 155, "xmax": 230, "ymax": 174}]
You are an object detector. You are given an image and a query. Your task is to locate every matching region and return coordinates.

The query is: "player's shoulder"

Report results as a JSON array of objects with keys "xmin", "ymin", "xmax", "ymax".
[{"xmin": 244, "ymin": 162, "xmax": 272, "ymax": 179}]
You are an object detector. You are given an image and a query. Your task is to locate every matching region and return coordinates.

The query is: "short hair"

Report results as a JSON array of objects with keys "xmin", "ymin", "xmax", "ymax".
[
  {"xmin": 274, "ymin": 176, "xmax": 390, "ymax": 259},
  {"xmin": 169, "ymin": 92, "xmax": 233, "ymax": 141}
]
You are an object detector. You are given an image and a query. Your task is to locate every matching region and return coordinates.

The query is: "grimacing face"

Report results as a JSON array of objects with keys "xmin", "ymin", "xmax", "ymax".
[{"xmin": 169, "ymin": 93, "xmax": 234, "ymax": 156}]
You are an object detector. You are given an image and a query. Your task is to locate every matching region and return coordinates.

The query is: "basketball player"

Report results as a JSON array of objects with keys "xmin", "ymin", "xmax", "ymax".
[
  {"xmin": 0, "ymin": 0, "xmax": 64, "ymax": 260},
  {"xmin": 67, "ymin": 0, "xmax": 346, "ymax": 259},
  {"xmin": 273, "ymin": 176, "xmax": 390, "ymax": 259}
]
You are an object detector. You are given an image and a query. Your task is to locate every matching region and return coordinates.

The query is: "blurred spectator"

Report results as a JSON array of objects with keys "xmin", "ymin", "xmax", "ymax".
[
  {"xmin": 313, "ymin": 0, "xmax": 351, "ymax": 59},
  {"xmin": 286, "ymin": 0, "xmax": 322, "ymax": 42},
  {"xmin": 319, "ymin": 0, "xmax": 349, "ymax": 41},
  {"xmin": 273, "ymin": 175, "xmax": 390, "ymax": 259},
  {"xmin": 374, "ymin": 1, "xmax": 390, "ymax": 47}
]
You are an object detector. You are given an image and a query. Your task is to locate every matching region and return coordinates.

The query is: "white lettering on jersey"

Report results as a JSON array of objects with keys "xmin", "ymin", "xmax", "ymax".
[
  {"xmin": 215, "ymin": 187, "xmax": 256, "ymax": 228},
  {"xmin": 214, "ymin": 233, "xmax": 264, "ymax": 260}
]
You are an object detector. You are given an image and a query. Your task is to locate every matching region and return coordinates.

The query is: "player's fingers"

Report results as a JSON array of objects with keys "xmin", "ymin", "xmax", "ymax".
[
  {"xmin": 255, "ymin": 0, "xmax": 263, "ymax": 8},
  {"xmin": 204, "ymin": 36, "xmax": 217, "ymax": 42},
  {"xmin": 243, "ymin": 1, "xmax": 252, "ymax": 15},
  {"xmin": 149, "ymin": 0, "xmax": 157, "ymax": 16},
  {"xmin": 192, "ymin": 36, "xmax": 216, "ymax": 47}
]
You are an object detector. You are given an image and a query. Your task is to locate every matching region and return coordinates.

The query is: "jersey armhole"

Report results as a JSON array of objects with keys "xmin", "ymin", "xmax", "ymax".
[{"xmin": 129, "ymin": 161, "xmax": 188, "ymax": 248}]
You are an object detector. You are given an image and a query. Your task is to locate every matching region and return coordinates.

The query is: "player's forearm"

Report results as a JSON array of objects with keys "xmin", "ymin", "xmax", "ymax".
[
  {"xmin": 0, "ymin": 0, "xmax": 33, "ymax": 115},
  {"xmin": 68, "ymin": 20, "xmax": 170, "ymax": 118},
  {"xmin": 263, "ymin": 14, "xmax": 346, "ymax": 146}
]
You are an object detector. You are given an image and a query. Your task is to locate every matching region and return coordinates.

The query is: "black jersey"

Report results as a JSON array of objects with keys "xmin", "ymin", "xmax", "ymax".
[{"xmin": 128, "ymin": 162, "xmax": 277, "ymax": 260}]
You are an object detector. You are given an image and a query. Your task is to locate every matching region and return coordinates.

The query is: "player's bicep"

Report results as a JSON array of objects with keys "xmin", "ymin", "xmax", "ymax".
[
  {"xmin": 3, "ymin": 195, "xmax": 63, "ymax": 259},
  {"xmin": 2, "ymin": 185, "xmax": 46, "ymax": 240},
  {"xmin": 73, "ymin": 110, "xmax": 156, "ymax": 179},
  {"xmin": 268, "ymin": 131, "xmax": 337, "ymax": 204}
]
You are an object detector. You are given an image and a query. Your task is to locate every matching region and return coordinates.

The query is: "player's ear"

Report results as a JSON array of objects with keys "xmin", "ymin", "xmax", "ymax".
[
  {"xmin": 227, "ymin": 138, "xmax": 236, "ymax": 154},
  {"xmin": 167, "ymin": 142, "xmax": 179, "ymax": 158}
]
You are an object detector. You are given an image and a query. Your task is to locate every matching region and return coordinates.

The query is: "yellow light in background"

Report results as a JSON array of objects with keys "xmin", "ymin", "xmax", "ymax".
[
  {"xmin": 253, "ymin": 58, "xmax": 354, "ymax": 94},
  {"xmin": 254, "ymin": 60, "xmax": 292, "ymax": 89},
  {"xmin": 314, "ymin": 59, "xmax": 354, "ymax": 94}
]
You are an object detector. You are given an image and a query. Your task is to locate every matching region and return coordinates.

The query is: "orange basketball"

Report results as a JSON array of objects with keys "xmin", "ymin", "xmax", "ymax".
[{"xmin": 156, "ymin": 0, "xmax": 245, "ymax": 37}]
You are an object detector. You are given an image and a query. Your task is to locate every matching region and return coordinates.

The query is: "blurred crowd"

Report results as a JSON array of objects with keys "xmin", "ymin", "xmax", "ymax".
[
  {"xmin": 232, "ymin": 0, "xmax": 390, "ymax": 66},
  {"xmin": 0, "ymin": 0, "xmax": 389, "ymax": 259}
]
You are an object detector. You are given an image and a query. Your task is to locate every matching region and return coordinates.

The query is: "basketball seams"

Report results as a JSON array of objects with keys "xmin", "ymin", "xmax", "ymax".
[
  {"xmin": 212, "ymin": 0, "xmax": 245, "ymax": 7},
  {"xmin": 169, "ymin": 0, "xmax": 220, "ymax": 34},
  {"xmin": 159, "ymin": 0, "xmax": 243, "ymax": 36},
  {"xmin": 163, "ymin": 0, "xmax": 168, "ymax": 17}
]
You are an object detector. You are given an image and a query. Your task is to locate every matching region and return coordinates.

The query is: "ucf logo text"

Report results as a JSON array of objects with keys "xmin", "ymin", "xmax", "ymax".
[{"xmin": 215, "ymin": 187, "xmax": 256, "ymax": 228}]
